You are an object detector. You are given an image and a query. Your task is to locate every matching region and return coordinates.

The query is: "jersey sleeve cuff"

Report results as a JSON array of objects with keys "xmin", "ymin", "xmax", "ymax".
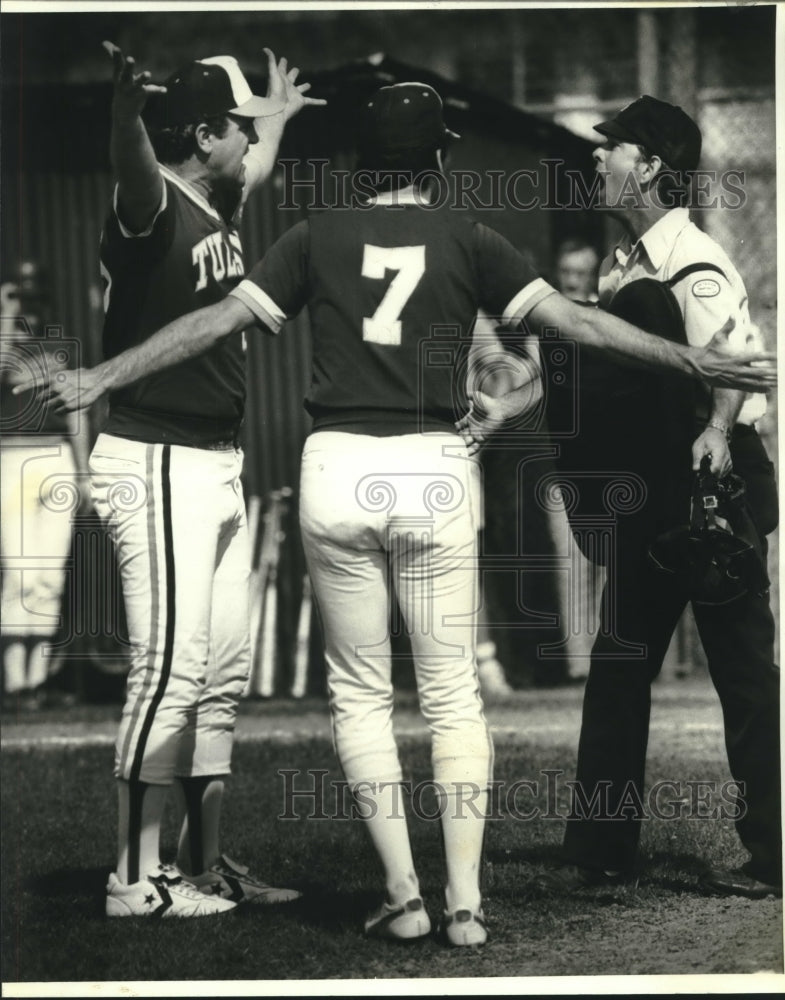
[
  {"xmin": 113, "ymin": 180, "xmax": 168, "ymax": 239},
  {"xmin": 229, "ymin": 281, "xmax": 287, "ymax": 334},
  {"xmin": 502, "ymin": 278, "xmax": 556, "ymax": 325}
]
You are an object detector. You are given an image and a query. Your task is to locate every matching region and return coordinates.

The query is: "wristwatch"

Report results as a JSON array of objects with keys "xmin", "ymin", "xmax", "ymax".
[{"xmin": 706, "ymin": 417, "xmax": 732, "ymax": 440}]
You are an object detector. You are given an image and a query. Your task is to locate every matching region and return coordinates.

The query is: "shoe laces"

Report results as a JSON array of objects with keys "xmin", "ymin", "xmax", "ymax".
[{"xmin": 150, "ymin": 864, "xmax": 207, "ymax": 900}]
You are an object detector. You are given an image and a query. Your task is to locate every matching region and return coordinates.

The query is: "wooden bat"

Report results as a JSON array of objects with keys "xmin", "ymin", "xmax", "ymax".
[
  {"xmin": 291, "ymin": 573, "xmax": 312, "ymax": 699},
  {"xmin": 252, "ymin": 487, "xmax": 292, "ymax": 698},
  {"xmin": 243, "ymin": 494, "xmax": 263, "ymax": 698}
]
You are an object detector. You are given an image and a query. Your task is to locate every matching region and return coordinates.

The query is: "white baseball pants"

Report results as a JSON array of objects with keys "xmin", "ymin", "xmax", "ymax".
[
  {"xmin": 89, "ymin": 433, "xmax": 250, "ymax": 784},
  {"xmin": 299, "ymin": 431, "xmax": 493, "ymax": 791},
  {"xmin": 1, "ymin": 441, "xmax": 76, "ymax": 637}
]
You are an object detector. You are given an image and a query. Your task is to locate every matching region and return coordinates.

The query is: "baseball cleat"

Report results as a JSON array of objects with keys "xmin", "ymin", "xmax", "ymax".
[
  {"xmin": 364, "ymin": 896, "xmax": 432, "ymax": 941},
  {"xmin": 530, "ymin": 864, "xmax": 627, "ymax": 894},
  {"xmin": 180, "ymin": 854, "xmax": 302, "ymax": 905},
  {"xmin": 700, "ymin": 866, "xmax": 782, "ymax": 899},
  {"xmin": 441, "ymin": 906, "xmax": 488, "ymax": 947},
  {"xmin": 105, "ymin": 864, "xmax": 237, "ymax": 917}
]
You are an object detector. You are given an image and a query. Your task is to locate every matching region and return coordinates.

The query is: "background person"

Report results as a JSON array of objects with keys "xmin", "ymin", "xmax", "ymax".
[{"xmin": 0, "ymin": 261, "xmax": 92, "ymax": 711}]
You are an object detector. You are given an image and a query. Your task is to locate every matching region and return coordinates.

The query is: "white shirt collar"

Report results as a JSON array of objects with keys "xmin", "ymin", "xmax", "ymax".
[
  {"xmin": 615, "ymin": 208, "xmax": 691, "ymax": 270},
  {"xmin": 159, "ymin": 163, "xmax": 221, "ymax": 221},
  {"xmin": 369, "ymin": 187, "xmax": 425, "ymax": 207}
]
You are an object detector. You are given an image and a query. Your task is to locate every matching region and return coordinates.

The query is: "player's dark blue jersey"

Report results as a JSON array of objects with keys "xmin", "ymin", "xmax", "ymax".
[
  {"xmin": 231, "ymin": 201, "xmax": 552, "ymax": 434},
  {"xmin": 100, "ymin": 166, "xmax": 248, "ymax": 447}
]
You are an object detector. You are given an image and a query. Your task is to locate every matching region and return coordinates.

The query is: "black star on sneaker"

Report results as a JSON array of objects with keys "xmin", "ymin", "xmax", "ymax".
[{"xmin": 144, "ymin": 893, "xmax": 156, "ymax": 906}]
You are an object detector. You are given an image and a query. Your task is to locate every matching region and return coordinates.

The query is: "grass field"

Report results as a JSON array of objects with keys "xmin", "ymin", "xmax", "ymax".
[{"xmin": 1, "ymin": 680, "xmax": 782, "ymax": 993}]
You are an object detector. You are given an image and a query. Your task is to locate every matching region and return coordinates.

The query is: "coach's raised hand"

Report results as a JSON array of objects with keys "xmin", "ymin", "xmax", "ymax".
[
  {"xmin": 103, "ymin": 40, "xmax": 167, "ymax": 114},
  {"xmin": 263, "ymin": 47, "xmax": 327, "ymax": 121}
]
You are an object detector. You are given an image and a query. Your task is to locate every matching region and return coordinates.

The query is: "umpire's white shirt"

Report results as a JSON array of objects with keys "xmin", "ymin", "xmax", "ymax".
[{"xmin": 598, "ymin": 207, "xmax": 766, "ymax": 426}]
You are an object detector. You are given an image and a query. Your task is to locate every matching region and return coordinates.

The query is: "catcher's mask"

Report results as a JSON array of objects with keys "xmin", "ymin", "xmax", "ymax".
[{"xmin": 648, "ymin": 456, "xmax": 769, "ymax": 605}]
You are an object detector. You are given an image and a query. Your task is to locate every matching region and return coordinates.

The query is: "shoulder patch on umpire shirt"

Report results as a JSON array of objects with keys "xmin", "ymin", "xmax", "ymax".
[{"xmin": 692, "ymin": 278, "xmax": 721, "ymax": 298}]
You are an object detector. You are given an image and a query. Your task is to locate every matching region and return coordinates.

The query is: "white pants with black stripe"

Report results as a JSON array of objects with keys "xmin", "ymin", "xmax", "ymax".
[
  {"xmin": 299, "ymin": 431, "xmax": 493, "ymax": 791},
  {"xmin": 89, "ymin": 433, "xmax": 250, "ymax": 785}
]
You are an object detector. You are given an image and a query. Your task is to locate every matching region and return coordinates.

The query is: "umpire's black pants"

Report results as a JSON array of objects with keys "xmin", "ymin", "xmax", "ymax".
[{"xmin": 562, "ymin": 426, "xmax": 781, "ymax": 885}]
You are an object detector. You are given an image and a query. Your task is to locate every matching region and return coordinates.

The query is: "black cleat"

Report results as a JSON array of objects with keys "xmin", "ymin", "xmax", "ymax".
[{"xmin": 700, "ymin": 867, "xmax": 781, "ymax": 900}]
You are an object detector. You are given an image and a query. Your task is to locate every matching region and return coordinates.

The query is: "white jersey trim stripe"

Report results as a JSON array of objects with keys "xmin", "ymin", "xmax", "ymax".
[
  {"xmin": 113, "ymin": 182, "xmax": 168, "ymax": 240},
  {"xmin": 502, "ymin": 278, "xmax": 556, "ymax": 325},
  {"xmin": 159, "ymin": 164, "xmax": 221, "ymax": 222},
  {"xmin": 230, "ymin": 281, "xmax": 287, "ymax": 335}
]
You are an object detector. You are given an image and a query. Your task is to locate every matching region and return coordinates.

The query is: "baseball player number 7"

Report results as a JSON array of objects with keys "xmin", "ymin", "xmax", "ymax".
[{"xmin": 361, "ymin": 244, "xmax": 425, "ymax": 345}]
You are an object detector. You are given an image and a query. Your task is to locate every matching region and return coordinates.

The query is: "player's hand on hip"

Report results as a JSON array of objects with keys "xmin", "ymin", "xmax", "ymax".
[
  {"xmin": 12, "ymin": 366, "xmax": 105, "ymax": 413},
  {"xmin": 691, "ymin": 426, "xmax": 732, "ymax": 478},
  {"xmin": 689, "ymin": 316, "xmax": 777, "ymax": 392},
  {"xmin": 103, "ymin": 40, "xmax": 167, "ymax": 116},
  {"xmin": 263, "ymin": 47, "xmax": 326, "ymax": 121},
  {"xmin": 455, "ymin": 392, "xmax": 508, "ymax": 456}
]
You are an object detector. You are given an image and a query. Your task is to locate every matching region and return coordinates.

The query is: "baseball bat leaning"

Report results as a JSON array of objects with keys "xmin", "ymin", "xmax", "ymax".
[
  {"xmin": 291, "ymin": 573, "xmax": 313, "ymax": 698},
  {"xmin": 242, "ymin": 494, "xmax": 263, "ymax": 699},
  {"xmin": 252, "ymin": 487, "xmax": 293, "ymax": 698}
]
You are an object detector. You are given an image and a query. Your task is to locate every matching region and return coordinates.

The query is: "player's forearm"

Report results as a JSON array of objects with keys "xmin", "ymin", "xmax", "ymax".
[
  {"xmin": 94, "ymin": 302, "xmax": 240, "ymax": 394},
  {"xmin": 575, "ymin": 307, "xmax": 698, "ymax": 376}
]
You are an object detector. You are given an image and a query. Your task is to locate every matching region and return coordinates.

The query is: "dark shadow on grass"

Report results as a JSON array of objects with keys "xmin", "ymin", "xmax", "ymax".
[
  {"xmin": 641, "ymin": 850, "xmax": 717, "ymax": 893},
  {"xmin": 485, "ymin": 842, "xmax": 563, "ymax": 867},
  {"xmin": 24, "ymin": 867, "xmax": 109, "ymax": 916},
  {"xmin": 275, "ymin": 884, "xmax": 380, "ymax": 934}
]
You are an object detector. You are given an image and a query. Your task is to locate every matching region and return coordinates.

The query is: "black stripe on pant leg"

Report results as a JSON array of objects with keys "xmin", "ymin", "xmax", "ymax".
[
  {"xmin": 179, "ymin": 776, "xmax": 210, "ymax": 875},
  {"xmin": 131, "ymin": 445, "xmax": 176, "ymax": 783},
  {"xmin": 127, "ymin": 780, "xmax": 147, "ymax": 884}
]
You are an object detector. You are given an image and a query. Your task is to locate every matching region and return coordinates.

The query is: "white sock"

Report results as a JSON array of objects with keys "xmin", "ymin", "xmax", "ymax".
[
  {"xmin": 438, "ymin": 784, "xmax": 487, "ymax": 913},
  {"xmin": 26, "ymin": 641, "xmax": 50, "ymax": 690},
  {"xmin": 353, "ymin": 781, "xmax": 420, "ymax": 904},
  {"xmin": 3, "ymin": 641, "xmax": 27, "ymax": 694}
]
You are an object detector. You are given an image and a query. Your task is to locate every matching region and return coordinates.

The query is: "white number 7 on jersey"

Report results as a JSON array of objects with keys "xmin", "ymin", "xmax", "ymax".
[{"xmin": 362, "ymin": 244, "xmax": 426, "ymax": 345}]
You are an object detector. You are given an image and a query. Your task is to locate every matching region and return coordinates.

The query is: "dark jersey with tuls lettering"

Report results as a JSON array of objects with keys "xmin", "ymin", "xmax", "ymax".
[
  {"xmin": 230, "ymin": 203, "xmax": 552, "ymax": 435},
  {"xmin": 100, "ymin": 165, "xmax": 248, "ymax": 447}
]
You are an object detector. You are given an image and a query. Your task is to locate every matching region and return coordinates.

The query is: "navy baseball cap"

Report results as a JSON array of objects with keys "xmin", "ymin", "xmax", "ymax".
[
  {"xmin": 155, "ymin": 56, "xmax": 285, "ymax": 126},
  {"xmin": 359, "ymin": 82, "xmax": 460, "ymax": 155},
  {"xmin": 594, "ymin": 95, "xmax": 702, "ymax": 173}
]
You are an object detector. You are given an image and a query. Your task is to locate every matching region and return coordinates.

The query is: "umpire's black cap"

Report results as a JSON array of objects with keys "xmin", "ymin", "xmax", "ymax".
[
  {"xmin": 359, "ymin": 82, "xmax": 460, "ymax": 155},
  {"xmin": 594, "ymin": 95, "xmax": 702, "ymax": 173}
]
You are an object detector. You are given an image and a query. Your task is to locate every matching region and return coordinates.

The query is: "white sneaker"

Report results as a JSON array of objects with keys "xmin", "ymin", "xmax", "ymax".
[
  {"xmin": 105, "ymin": 864, "xmax": 237, "ymax": 918},
  {"xmin": 180, "ymin": 854, "xmax": 302, "ymax": 905},
  {"xmin": 364, "ymin": 896, "xmax": 432, "ymax": 940},
  {"xmin": 442, "ymin": 906, "xmax": 488, "ymax": 947}
]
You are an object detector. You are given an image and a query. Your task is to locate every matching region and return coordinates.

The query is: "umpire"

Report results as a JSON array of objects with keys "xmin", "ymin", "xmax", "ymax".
[{"xmin": 541, "ymin": 96, "xmax": 781, "ymax": 899}]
